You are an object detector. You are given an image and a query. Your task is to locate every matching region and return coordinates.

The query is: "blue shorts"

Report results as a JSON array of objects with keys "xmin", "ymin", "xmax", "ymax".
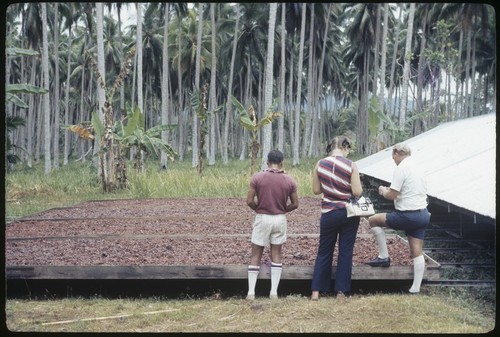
[{"xmin": 386, "ymin": 208, "xmax": 431, "ymax": 240}]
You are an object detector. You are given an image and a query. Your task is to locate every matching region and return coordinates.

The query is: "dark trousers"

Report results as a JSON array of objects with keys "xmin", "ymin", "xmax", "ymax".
[{"xmin": 311, "ymin": 208, "xmax": 359, "ymax": 293}]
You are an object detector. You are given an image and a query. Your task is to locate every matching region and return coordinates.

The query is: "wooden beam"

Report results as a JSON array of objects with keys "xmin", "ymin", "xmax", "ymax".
[{"xmin": 6, "ymin": 263, "xmax": 440, "ymax": 281}]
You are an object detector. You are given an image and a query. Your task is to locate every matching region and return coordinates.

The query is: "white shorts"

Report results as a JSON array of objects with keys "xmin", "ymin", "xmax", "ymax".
[{"xmin": 251, "ymin": 214, "xmax": 287, "ymax": 246}]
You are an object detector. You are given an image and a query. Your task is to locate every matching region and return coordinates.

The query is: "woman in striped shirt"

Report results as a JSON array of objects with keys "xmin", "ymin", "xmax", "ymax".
[{"xmin": 310, "ymin": 136, "xmax": 363, "ymax": 300}]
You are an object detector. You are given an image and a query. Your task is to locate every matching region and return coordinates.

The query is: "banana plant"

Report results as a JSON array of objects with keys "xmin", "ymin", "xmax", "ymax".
[
  {"xmin": 190, "ymin": 83, "xmax": 222, "ymax": 177},
  {"xmin": 114, "ymin": 103, "xmax": 178, "ymax": 173},
  {"xmin": 67, "ymin": 103, "xmax": 177, "ymax": 188},
  {"xmin": 231, "ymin": 96, "xmax": 283, "ymax": 174}
]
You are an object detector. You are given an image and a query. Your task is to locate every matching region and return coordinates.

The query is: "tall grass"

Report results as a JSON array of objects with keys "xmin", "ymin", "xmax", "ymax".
[{"xmin": 5, "ymin": 156, "xmax": 321, "ymax": 219}]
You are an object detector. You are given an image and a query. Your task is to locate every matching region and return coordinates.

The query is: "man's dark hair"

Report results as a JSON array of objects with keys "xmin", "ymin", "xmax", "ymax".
[{"xmin": 267, "ymin": 150, "xmax": 284, "ymax": 164}]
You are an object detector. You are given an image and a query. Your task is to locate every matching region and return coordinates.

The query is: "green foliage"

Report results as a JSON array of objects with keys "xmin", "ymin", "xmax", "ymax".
[
  {"xmin": 5, "ymin": 116, "xmax": 27, "ymax": 167},
  {"xmin": 231, "ymin": 95, "xmax": 283, "ymax": 174},
  {"xmin": 6, "ymin": 46, "xmax": 47, "ymax": 108},
  {"xmin": 6, "ymin": 47, "xmax": 40, "ymax": 57},
  {"xmin": 91, "ymin": 104, "xmax": 178, "ymax": 161},
  {"xmin": 5, "ymin": 64, "xmax": 47, "ymax": 171},
  {"xmin": 6, "ymin": 84, "xmax": 48, "ymax": 109},
  {"xmin": 91, "ymin": 111, "xmax": 105, "ymax": 139},
  {"xmin": 232, "ymin": 96, "xmax": 283, "ymax": 132},
  {"xmin": 116, "ymin": 104, "xmax": 178, "ymax": 160},
  {"xmin": 335, "ymin": 103, "xmax": 358, "ymax": 137}
]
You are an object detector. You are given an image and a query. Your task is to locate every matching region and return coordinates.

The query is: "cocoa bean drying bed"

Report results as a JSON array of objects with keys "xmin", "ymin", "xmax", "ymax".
[{"xmin": 5, "ymin": 197, "xmax": 440, "ymax": 282}]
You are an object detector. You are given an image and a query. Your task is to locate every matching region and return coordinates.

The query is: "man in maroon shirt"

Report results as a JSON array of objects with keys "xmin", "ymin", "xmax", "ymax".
[{"xmin": 246, "ymin": 150, "xmax": 299, "ymax": 300}]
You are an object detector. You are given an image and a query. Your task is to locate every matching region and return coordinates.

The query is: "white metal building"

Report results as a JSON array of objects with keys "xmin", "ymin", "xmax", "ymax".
[{"xmin": 356, "ymin": 113, "xmax": 496, "ymax": 223}]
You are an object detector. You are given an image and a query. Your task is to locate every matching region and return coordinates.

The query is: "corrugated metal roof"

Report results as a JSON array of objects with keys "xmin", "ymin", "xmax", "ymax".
[{"xmin": 356, "ymin": 113, "xmax": 496, "ymax": 220}]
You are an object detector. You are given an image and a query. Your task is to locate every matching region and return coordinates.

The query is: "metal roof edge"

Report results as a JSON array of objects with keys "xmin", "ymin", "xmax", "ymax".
[{"xmin": 427, "ymin": 196, "xmax": 496, "ymax": 225}]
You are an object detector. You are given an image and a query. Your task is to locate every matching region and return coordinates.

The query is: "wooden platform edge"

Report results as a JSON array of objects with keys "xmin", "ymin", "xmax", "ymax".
[{"xmin": 6, "ymin": 262, "xmax": 440, "ymax": 281}]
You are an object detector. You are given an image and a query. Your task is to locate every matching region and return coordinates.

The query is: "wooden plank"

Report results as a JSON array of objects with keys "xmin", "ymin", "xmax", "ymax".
[{"xmin": 6, "ymin": 263, "xmax": 440, "ymax": 281}]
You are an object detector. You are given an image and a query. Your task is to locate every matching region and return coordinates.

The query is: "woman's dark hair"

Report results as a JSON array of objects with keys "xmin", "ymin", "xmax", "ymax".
[{"xmin": 326, "ymin": 136, "xmax": 352, "ymax": 154}]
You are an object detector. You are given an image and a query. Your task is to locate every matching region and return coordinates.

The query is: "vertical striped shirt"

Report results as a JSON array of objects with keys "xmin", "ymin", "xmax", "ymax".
[{"xmin": 317, "ymin": 155, "xmax": 354, "ymax": 213}]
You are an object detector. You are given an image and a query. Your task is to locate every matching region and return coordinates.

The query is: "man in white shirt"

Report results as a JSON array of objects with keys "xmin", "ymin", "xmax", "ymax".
[{"xmin": 365, "ymin": 143, "xmax": 431, "ymax": 294}]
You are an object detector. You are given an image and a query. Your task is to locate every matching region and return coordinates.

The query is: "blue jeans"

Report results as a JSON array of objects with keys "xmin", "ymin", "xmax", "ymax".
[{"xmin": 311, "ymin": 208, "xmax": 360, "ymax": 293}]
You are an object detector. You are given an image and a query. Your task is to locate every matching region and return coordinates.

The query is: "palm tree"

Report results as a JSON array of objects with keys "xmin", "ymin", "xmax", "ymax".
[
  {"xmin": 208, "ymin": 3, "xmax": 217, "ymax": 166},
  {"xmin": 277, "ymin": 3, "xmax": 286, "ymax": 153},
  {"xmin": 192, "ymin": 3, "xmax": 204, "ymax": 168},
  {"xmin": 175, "ymin": 4, "xmax": 188, "ymax": 161},
  {"xmin": 135, "ymin": 3, "xmax": 143, "ymax": 114},
  {"xmin": 387, "ymin": 3, "xmax": 404, "ymax": 118},
  {"xmin": 94, "ymin": 2, "xmax": 109, "ymax": 188},
  {"xmin": 41, "ymin": 2, "xmax": 51, "ymax": 175},
  {"xmin": 160, "ymin": 3, "xmax": 171, "ymax": 169},
  {"xmin": 222, "ymin": 3, "xmax": 240, "ymax": 165},
  {"xmin": 52, "ymin": 3, "xmax": 61, "ymax": 169},
  {"xmin": 59, "ymin": 3, "xmax": 81, "ymax": 165},
  {"xmin": 399, "ymin": 3, "xmax": 416, "ymax": 127},
  {"xmin": 344, "ymin": 3, "xmax": 378, "ymax": 155},
  {"xmin": 292, "ymin": 3, "xmax": 306, "ymax": 166},
  {"xmin": 378, "ymin": 3, "xmax": 389, "ymax": 113},
  {"xmin": 260, "ymin": 3, "xmax": 278, "ymax": 170},
  {"xmin": 302, "ymin": 3, "xmax": 314, "ymax": 158}
]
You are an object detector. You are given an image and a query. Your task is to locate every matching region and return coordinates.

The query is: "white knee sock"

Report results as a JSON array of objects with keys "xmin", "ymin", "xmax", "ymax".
[
  {"xmin": 247, "ymin": 265, "xmax": 260, "ymax": 296},
  {"xmin": 270, "ymin": 263, "xmax": 282, "ymax": 296},
  {"xmin": 371, "ymin": 226, "xmax": 389, "ymax": 258},
  {"xmin": 409, "ymin": 255, "xmax": 425, "ymax": 293}
]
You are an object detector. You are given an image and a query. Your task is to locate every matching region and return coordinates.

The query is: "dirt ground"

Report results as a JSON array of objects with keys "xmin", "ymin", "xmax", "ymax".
[{"xmin": 5, "ymin": 197, "xmax": 413, "ymax": 267}]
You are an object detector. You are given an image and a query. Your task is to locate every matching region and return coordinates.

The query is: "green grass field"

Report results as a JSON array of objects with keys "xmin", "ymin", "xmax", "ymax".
[{"xmin": 5, "ymin": 157, "xmax": 321, "ymax": 219}]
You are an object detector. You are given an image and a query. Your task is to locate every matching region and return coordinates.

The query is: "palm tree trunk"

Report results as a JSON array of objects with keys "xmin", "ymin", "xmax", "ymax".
[
  {"xmin": 302, "ymin": 3, "xmax": 314, "ymax": 158},
  {"xmin": 287, "ymin": 39, "xmax": 295, "ymax": 156},
  {"xmin": 117, "ymin": 6, "xmax": 125, "ymax": 115},
  {"xmin": 63, "ymin": 20, "xmax": 73, "ymax": 165},
  {"xmin": 41, "ymin": 3, "xmax": 51, "ymax": 175},
  {"xmin": 378, "ymin": 3, "xmax": 389, "ymax": 112},
  {"xmin": 312, "ymin": 3, "xmax": 331, "ymax": 157},
  {"xmin": 398, "ymin": 2, "xmax": 415, "ymax": 127},
  {"xmin": 469, "ymin": 20, "xmax": 477, "ymax": 116},
  {"xmin": 136, "ymin": 3, "xmax": 143, "ymax": 113},
  {"xmin": 208, "ymin": 3, "xmax": 217, "ymax": 166},
  {"xmin": 357, "ymin": 53, "xmax": 370, "ymax": 155},
  {"xmin": 160, "ymin": 3, "xmax": 170, "ymax": 169},
  {"xmin": 27, "ymin": 58, "xmax": 36, "ymax": 167},
  {"xmin": 387, "ymin": 3, "xmax": 403, "ymax": 117},
  {"xmin": 53, "ymin": 3, "xmax": 60, "ymax": 169},
  {"xmin": 239, "ymin": 54, "xmax": 252, "ymax": 161},
  {"xmin": 278, "ymin": 3, "xmax": 286, "ymax": 153},
  {"xmin": 176, "ymin": 9, "xmax": 184, "ymax": 161},
  {"xmin": 223, "ymin": 3, "xmax": 240, "ymax": 165},
  {"xmin": 293, "ymin": 3, "xmax": 306, "ymax": 166},
  {"xmin": 416, "ymin": 4, "xmax": 428, "ymax": 133},
  {"xmin": 260, "ymin": 3, "xmax": 277, "ymax": 170},
  {"xmin": 372, "ymin": 4, "xmax": 381, "ymax": 97},
  {"xmin": 192, "ymin": 3, "xmax": 203, "ymax": 168}
]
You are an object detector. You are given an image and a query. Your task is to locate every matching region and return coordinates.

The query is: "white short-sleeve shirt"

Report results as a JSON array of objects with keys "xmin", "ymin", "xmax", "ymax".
[{"xmin": 390, "ymin": 157, "xmax": 428, "ymax": 211}]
